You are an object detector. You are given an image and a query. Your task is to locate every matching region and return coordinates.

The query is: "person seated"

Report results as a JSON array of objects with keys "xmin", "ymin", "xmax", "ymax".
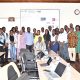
[
  {"xmin": 48, "ymin": 29, "xmax": 59, "ymax": 54},
  {"xmin": 34, "ymin": 36, "xmax": 46, "ymax": 55},
  {"xmin": 34, "ymin": 30, "xmax": 44, "ymax": 44}
]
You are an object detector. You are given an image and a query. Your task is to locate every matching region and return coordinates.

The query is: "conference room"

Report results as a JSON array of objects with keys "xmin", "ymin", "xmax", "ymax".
[{"xmin": 0, "ymin": 0, "xmax": 80, "ymax": 80}]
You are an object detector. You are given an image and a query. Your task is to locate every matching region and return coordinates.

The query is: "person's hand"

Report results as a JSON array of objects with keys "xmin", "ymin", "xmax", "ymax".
[
  {"xmin": 3, "ymin": 45, "xmax": 5, "ymax": 48},
  {"xmin": 5, "ymin": 43, "xmax": 8, "ymax": 47}
]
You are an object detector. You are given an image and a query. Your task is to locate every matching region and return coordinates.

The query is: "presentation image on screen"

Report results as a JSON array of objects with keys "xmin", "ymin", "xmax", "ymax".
[{"xmin": 20, "ymin": 9, "xmax": 60, "ymax": 30}]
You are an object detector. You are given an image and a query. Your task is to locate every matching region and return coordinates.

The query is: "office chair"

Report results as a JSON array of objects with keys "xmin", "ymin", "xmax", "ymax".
[
  {"xmin": 21, "ymin": 50, "xmax": 39, "ymax": 79},
  {"xmin": 0, "ymin": 62, "xmax": 29, "ymax": 80}
]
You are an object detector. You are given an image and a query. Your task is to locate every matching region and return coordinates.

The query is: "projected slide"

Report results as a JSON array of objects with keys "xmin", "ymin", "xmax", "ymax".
[{"xmin": 20, "ymin": 9, "xmax": 60, "ymax": 29}]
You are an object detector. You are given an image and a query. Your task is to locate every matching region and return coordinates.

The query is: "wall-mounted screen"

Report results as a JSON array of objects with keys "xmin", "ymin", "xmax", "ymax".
[{"xmin": 20, "ymin": 9, "xmax": 60, "ymax": 30}]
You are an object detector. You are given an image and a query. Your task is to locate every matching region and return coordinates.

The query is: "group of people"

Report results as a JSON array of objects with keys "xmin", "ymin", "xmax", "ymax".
[{"xmin": 0, "ymin": 23, "xmax": 80, "ymax": 65}]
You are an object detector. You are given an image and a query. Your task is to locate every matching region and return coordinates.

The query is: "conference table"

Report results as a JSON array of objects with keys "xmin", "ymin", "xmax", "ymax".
[
  {"xmin": 36, "ymin": 50, "xmax": 80, "ymax": 80},
  {"xmin": 0, "ymin": 52, "xmax": 5, "ymax": 57}
]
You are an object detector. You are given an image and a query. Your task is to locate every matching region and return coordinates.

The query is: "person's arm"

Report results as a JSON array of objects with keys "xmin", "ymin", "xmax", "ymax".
[
  {"xmin": 75, "ymin": 33, "xmax": 78, "ymax": 47},
  {"xmin": 0, "ymin": 41, "xmax": 5, "ymax": 45},
  {"xmin": 42, "ymin": 42, "xmax": 46, "ymax": 51},
  {"xmin": 32, "ymin": 33, "xmax": 34, "ymax": 45}
]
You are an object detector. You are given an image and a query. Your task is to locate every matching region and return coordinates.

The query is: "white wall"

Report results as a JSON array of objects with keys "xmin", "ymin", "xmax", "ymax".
[{"xmin": 0, "ymin": 3, "xmax": 80, "ymax": 32}]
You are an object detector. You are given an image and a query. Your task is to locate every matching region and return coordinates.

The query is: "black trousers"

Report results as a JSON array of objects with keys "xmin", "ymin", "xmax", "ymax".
[
  {"xmin": 0, "ymin": 46, "xmax": 5, "ymax": 64},
  {"xmin": 26, "ymin": 45, "xmax": 33, "ymax": 52},
  {"xmin": 4, "ymin": 47, "xmax": 8, "ymax": 62}
]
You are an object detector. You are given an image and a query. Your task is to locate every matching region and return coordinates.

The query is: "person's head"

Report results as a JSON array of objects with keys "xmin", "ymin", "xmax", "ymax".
[
  {"xmin": 70, "ymin": 27, "xmax": 74, "ymax": 32},
  {"xmin": 10, "ymin": 30, "xmax": 13, "ymax": 35},
  {"xmin": 66, "ymin": 28, "xmax": 70, "ymax": 33},
  {"xmin": 15, "ymin": 26, "xmax": 18, "ymax": 32},
  {"xmin": 27, "ymin": 27, "xmax": 30, "ymax": 33},
  {"xmin": 52, "ymin": 29, "xmax": 55, "ymax": 35},
  {"xmin": 64, "ymin": 25, "xmax": 68, "ymax": 30},
  {"xmin": 70, "ymin": 23, "xmax": 73, "ymax": 28},
  {"xmin": 60, "ymin": 28, "xmax": 64, "ymax": 33},
  {"xmin": 41, "ymin": 27, "xmax": 44, "ymax": 32},
  {"xmin": 38, "ymin": 36, "xmax": 42, "ymax": 42},
  {"xmin": 33, "ymin": 28, "xmax": 36, "ymax": 34},
  {"xmin": 2, "ymin": 27, "xmax": 6, "ymax": 32},
  {"xmin": 11, "ymin": 27, "xmax": 16, "ymax": 32},
  {"xmin": 48, "ymin": 26, "xmax": 52, "ymax": 31},
  {"xmin": 64, "ymin": 25, "xmax": 69, "ymax": 33},
  {"xmin": 75, "ymin": 25, "xmax": 80, "ymax": 31},
  {"xmin": 55, "ymin": 28, "xmax": 59, "ymax": 35},
  {"xmin": 0, "ymin": 28, "xmax": 2, "ymax": 34},
  {"xmin": 21, "ymin": 26, "xmax": 25, "ymax": 32},
  {"xmin": 45, "ymin": 29, "xmax": 49, "ymax": 35},
  {"xmin": 37, "ymin": 30, "xmax": 40, "ymax": 35},
  {"xmin": 19, "ymin": 31, "xmax": 23, "ymax": 35}
]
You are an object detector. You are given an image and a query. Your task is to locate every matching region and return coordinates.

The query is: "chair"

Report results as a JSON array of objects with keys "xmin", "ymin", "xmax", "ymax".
[
  {"xmin": 0, "ymin": 62, "xmax": 29, "ymax": 80},
  {"xmin": 21, "ymin": 50, "xmax": 39, "ymax": 79},
  {"xmin": 22, "ymin": 52, "xmax": 36, "ymax": 70},
  {"xmin": 20, "ymin": 48, "xmax": 29, "ymax": 53}
]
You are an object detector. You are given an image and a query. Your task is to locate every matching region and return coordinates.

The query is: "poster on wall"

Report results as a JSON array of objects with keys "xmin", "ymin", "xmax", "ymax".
[
  {"xmin": 8, "ymin": 17, "xmax": 15, "ymax": 22},
  {"xmin": 20, "ymin": 9, "xmax": 60, "ymax": 29}
]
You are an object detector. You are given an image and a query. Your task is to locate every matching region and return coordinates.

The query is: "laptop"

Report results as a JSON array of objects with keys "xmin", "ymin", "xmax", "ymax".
[
  {"xmin": 40, "ymin": 57, "xmax": 52, "ymax": 66},
  {"xmin": 37, "ymin": 51, "xmax": 45, "ymax": 59},
  {"xmin": 44, "ymin": 62, "xmax": 66, "ymax": 79}
]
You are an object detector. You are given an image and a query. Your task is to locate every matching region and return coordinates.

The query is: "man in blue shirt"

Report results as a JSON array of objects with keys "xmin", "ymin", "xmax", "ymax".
[{"xmin": 26, "ymin": 27, "xmax": 34, "ymax": 52}]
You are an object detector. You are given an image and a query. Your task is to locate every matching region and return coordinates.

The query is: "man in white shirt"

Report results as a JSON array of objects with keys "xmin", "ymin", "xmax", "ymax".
[
  {"xmin": 34, "ymin": 36, "xmax": 46, "ymax": 55},
  {"xmin": 40, "ymin": 27, "xmax": 45, "ymax": 36},
  {"xmin": 26, "ymin": 27, "xmax": 34, "ymax": 52},
  {"xmin": 58, "ymin": 28, "xmax": 69, "ymax": 60}
]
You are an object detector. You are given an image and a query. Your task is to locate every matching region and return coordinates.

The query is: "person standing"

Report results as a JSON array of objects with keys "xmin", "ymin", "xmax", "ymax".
[
  {"xmin": 68, "ymin": 27, "xmax": 78, "ymax": 62},
  {"xmin": 2, "ymin": 27, "xmax": 9, "ymax": 63},
  {"xmin": 17, "ymin": 27, "xmax": 26, "ymax": 59},
  {"xmin": 9, "ymin": 30, "xmax": 17, "ymax": 62},
  {"xmin": 15, "ymin": 26, "xmax": 19, "ymax": 34},
  {"xmin": 0, "ymin": 28, "xmax": 5, "ymax": 65},
  {"xmin": 11, "ymin": 27, "xmax": 18, "ymax": 61},
  {"xmin": 58, "ymin": 28, "xmax": 69, "ymax": 60},
  {"xmin": 50, "ymin": 29, "xmax": 59, "ymax": 54},
  {"xmin": 48, "ymin": 26, "xmax": 52, "ymax": 36},
  {"xmin": 41, "ymin": 27, "xmax": 45, "ymax": 36},
  {"xmin": 75, "ymin": 25, "xmax": 80, "ymax": 62},
  {"xmin": 25, "ymin": 27, "xmax": 34, "ymax": 52},
  {"xmin": 43, "ymin": 29, "xmax": 51, "ymax": 50},
  {"xmin": 33, "ymin": 28, "xmax": 37, "ymax": 38}
]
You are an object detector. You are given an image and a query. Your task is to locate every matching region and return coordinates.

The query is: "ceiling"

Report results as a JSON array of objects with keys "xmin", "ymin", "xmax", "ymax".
[{"xmin": 0, "ymin": 0, "xmax": 80, "ymax": 2}]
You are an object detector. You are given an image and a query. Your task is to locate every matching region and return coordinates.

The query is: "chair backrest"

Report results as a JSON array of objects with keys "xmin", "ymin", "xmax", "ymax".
[
  {"xmin": 20, "ymin": 49, "xmax": 29, "ymax": 61},
  {"xmin": 8, "ymin": 65, "xmax": 18, "ymax": 80},
  {"xmin": 22, "ymin": 51, "xmax": 36, "ymax": 70},
  {"xmin": 23, "ymin": 51, "xmax": 35, "ymax": 61},
  {"xmin": 26, "ymin": 52, "xmax": 35, "ymax": 60},
  {"xmin": 0, "ymin": 62, "xmax": 20, "ymax": 80},
  {"xmin": 20, "ymin": 48, "xmax": 29, "ymax": 53}
]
